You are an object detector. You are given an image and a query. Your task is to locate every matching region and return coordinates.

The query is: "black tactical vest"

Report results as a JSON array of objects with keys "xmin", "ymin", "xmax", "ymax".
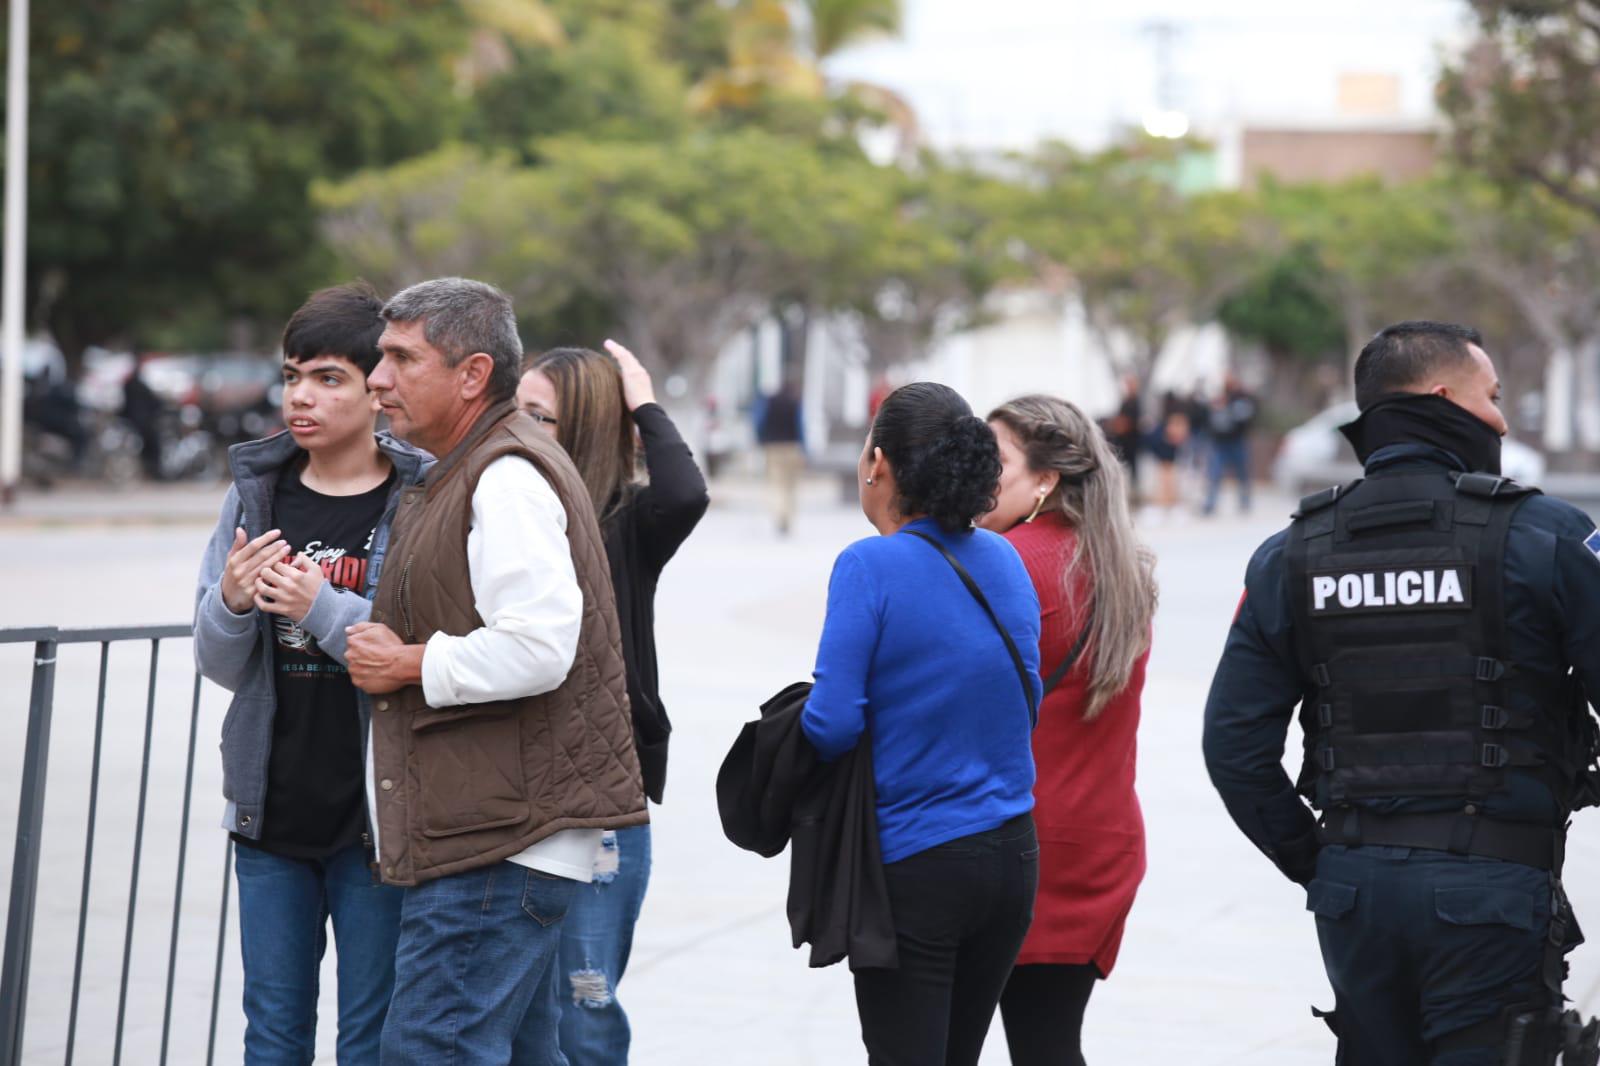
[{"xmin": 1286, "ymin": 471, "xmax": 1587, "ymax": 846}]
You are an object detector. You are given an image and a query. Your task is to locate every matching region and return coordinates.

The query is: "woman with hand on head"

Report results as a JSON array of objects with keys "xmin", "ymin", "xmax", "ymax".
[
  {"xmin": 979, "ymin": 395, "xmax": 1156, "ymax": 1066},
  {"xmin": 803, "ymin": 381, "xmax": 1042, "ymax": 1066},
  {"xmin": 515, "ymin": 340, "xmax": 709, "ymax": 1065}
]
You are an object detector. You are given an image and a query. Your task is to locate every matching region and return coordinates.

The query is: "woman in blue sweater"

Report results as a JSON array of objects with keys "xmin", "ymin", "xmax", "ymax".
[{"xmin": 803, "ymin": 381, "xmax": 1042, "ymax": 1066}]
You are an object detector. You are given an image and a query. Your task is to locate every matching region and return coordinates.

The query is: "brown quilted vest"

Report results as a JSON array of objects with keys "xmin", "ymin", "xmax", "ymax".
[{"xmin": 369, "ymin": 400, "xmax": 646, "ymax": 886}]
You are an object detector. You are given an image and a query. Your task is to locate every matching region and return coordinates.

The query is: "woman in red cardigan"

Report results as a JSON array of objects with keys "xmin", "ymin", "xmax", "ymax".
[{"xmin": 980, "ymin": 394, "xmax": 1156, "ymax": 1066}]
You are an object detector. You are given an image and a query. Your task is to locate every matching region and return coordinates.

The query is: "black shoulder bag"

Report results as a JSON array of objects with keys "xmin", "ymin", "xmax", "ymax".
[
  {"xmin": 904, "ymin": 529, "xmax": 1042, "ymax": 728},
  {"xmin": 1042, "ymin": 605, "xmax": 1094, "ymax": 697}
]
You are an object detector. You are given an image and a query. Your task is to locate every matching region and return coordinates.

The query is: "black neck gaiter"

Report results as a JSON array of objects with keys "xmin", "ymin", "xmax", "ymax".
[{"xmin": 1339, "ymin": 393, "xmax": 1504, "ymax": 475}]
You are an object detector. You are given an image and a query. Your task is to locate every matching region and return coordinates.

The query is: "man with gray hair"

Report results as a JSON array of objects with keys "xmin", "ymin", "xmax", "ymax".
[{"xmin": 344, "ymin": 277, "xmax": 646, "ymax": 1063}]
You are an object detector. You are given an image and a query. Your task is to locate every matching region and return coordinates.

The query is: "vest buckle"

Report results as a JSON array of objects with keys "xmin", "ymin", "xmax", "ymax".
[
  {"xmin": 1481, "ymin": 743, "xmax": 1509, "ymax": 768},
  {"xmin": 1313, "ymin": 663, "xmax": 1332, "ymax": 689},
  {"xmin": 1482, "ymin": 705, "xmax": 1507, "ymax": 730},
  {"xmin": 1318, "ymin": 748, "xmax": 1336, "ymax": 772},
  {"xmin": 1475, "ymin": 658, "xmax": 1504, "ymax": 683},
  {"xmin": 1317, "ymin": 703, "xmax": 1334, "ymax": 728}
]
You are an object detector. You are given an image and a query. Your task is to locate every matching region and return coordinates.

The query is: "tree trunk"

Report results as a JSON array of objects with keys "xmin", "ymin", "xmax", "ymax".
[
  {"xmin": 1544, "ymin": 347, "xmax": 1575, "ymax": 453},
  {"xmin": 1577, "ymin": 334, "xmax": 1600, "ymax": 452},
  {"xmin": 862, "ymin": 319, "xmax": 918, "ymax": 376},
  {"xmin": 1339, "ymin": 291, "xmax": 1371, "ymax": 378},
  {"xmin": 620, "ymin": 305, "xmax": 667, "ymax": 376},
  {"xmin": 779, "ymin": 303, "xmax": 812, "ymax": 389}
]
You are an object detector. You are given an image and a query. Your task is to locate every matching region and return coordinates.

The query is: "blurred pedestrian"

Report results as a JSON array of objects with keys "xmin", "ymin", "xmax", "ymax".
[
  {"xmin": 517, "ymin": 340, "xmax": 709, "ymax": 1065},
  {"xmin": 1201, "ymin": 373, "xmax": 1258, "ymax": 516},
  {"xmin": 868, "ymin": 373, "xmax": 893, "ymax": 421},
  {"xmin": 803, "ymin": 381, "xmax": 1040, "ymax": 1066},
  {"xmin": 23, "ymin": 371, "xmax": 88, "ymax": 469},
  {"xmin": 345, "ymin": 278, "xmax": 646, "ymax": 1065},
  {"xmin": 193, "ymin": 282, "xmax": 427, "ymax": 1064},
  {"xmin": 1105, "ymin": 373, "xmax": 1143, "ymax": 501},
  {"xmin": 122, "ymin": 352, "xmax": 166, "ymax": 481},
  {"xmin": 981, "ymin": 395, "xmax": 1154, "ymax": 1066},
  {"xmin": 1143, "ymin": 392, "xmax": 1190, "ymax": 518},
  {"xmin": 757, "ymin": 374, "xmax": 805, "ymax": 535},
  {"xmin": 1181, "ymin": 388, "xmax": 1211, "ymax": 485}
]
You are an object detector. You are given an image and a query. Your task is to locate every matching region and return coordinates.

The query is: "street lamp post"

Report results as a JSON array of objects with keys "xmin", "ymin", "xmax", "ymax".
[{"xmin": 0, "ymin": 0, "xmax": 29, "ymax": 505}]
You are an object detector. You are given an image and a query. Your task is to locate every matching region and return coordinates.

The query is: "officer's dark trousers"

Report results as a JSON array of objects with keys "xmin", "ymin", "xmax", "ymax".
[{"xmin": 1309, "ymin": 844, "xmax": 1552, "ymax": 1065}]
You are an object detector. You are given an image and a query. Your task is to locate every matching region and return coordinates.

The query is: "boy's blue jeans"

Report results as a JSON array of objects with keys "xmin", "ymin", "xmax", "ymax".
[{"xmin": 234, "ymin": 841, "xmax": 403, "ymax": 1065}]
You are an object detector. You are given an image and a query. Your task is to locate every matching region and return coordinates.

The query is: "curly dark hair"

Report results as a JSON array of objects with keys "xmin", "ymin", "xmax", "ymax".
[{"xmin": 872, "ymin": 382, "xmax": 1000, "ymax": 532}]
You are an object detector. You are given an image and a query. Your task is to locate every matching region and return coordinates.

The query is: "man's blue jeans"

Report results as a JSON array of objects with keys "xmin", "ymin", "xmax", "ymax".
[
  {"xmin": 234, "ymin": 841, "xmax": 403, "ymax": 1065},
  {"xmin": 380, "ymin": 861, "xmax": 577, "ymax": 1065},
  {"xmin": 558, "ymin": 825, "xmax": 652, "ymax": 1065}
]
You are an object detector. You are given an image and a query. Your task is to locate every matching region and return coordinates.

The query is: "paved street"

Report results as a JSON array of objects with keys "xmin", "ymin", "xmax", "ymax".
[{"xmin": 2, "ymin": 477, "xmax": 1598, "ymax": 1064}]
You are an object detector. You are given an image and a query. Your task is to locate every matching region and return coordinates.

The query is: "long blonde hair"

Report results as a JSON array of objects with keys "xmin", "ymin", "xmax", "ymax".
[{"xmin": 988, "ymin": 395, "xmax": 1157, "ymax": 719}]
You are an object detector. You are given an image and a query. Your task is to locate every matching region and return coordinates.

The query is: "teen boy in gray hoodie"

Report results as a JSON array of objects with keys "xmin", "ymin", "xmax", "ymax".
[{"xmin": 193, "ymin": 283, "xmax": 430, "ymax": 1064}]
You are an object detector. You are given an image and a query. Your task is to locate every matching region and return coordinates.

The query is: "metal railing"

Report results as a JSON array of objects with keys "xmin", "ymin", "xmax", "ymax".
[{"xmin": 0, "ymin": 624, "xmax": 231, "ymax": 1066}]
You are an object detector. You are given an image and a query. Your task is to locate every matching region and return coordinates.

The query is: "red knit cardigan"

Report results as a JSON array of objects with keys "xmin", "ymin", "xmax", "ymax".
[{"xmin": 1005, "ymin": 513, "xmax": 1148, "ymax": 974}]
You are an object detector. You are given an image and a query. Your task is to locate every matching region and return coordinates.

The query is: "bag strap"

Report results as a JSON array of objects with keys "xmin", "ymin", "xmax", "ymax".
[
  {"xmin": 903, "ymin": 530, "xmax": 1038, "ymax": 728},
  {"xmin": 1043, "ymin": 607, "xmax": 1094, "ymax": 696}
]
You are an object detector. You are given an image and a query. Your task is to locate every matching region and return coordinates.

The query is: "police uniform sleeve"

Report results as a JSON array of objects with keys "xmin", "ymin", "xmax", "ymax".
[
  {"xmin": 1552, "ymin": 517, "xmax": 1600, "ymax": 704},
  {"xmin": 1202, "ymin": 531, "xmax": 1321, "ymax": 885}
]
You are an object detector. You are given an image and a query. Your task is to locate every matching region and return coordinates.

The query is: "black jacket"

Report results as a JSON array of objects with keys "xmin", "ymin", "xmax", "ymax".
[
  {"xmin": 716, "ymin": 682, "xmax": 897, "ymax": 971},
  {"xmin": 604, "ymin": 403, "xmax": 710, "ymax": 803}
]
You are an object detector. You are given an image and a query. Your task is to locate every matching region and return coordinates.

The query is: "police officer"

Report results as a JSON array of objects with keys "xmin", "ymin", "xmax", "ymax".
[{"xmin": 1203, "ymin": 321, "xmax": 1600, "ymax": 1064}]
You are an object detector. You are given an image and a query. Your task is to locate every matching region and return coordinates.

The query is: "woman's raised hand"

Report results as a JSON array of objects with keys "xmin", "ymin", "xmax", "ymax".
[{"xmin": 605, "ymin": 339, "xmax": 656, "ymax": 412}]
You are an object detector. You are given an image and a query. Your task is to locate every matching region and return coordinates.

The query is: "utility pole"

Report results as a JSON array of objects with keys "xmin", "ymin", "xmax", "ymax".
[
  {"xmin": 1140, "ymin": 19, "xmax": 1190, "ymax": 139},
  {"xmin": 0, "ymin": 0, "xmax": 30, "ymax": 505}
]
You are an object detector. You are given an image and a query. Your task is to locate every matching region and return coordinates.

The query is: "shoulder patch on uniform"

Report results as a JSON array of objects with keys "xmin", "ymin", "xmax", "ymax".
[{"xmin": 1584, "ymin": 529, "xmax": 1600, "ymax": 561}]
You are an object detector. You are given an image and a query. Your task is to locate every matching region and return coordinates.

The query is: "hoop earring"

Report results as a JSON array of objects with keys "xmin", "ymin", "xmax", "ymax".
[{"xmin": 1024, "ymin": 490, "xmax": 1048, "ymax": 524}]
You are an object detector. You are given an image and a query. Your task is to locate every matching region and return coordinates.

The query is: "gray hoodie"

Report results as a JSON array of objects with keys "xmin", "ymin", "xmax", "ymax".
[{"xmin": 193, "ymin": 430, "xmax": 432, "ymax": 842}]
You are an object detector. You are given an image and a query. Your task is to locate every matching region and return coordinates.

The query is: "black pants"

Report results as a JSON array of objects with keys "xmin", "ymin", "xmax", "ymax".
[
  {"xmin": 999, "ymin": 962, "xmax": 1100, "ymax": 1066},
  {"xmin": 853, "ymin": 813, "xmax": 1038, "ymax": 1066},
  {"xmin": 1310, "ymin": 845, "xmax": 1553, "ymax": 1065}
]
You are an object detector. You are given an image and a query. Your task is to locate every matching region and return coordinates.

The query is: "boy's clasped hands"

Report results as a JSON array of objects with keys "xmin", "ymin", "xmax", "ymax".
[{"xmin": 217, "ymin": 526, "xmax": 324, "ymax": 621}]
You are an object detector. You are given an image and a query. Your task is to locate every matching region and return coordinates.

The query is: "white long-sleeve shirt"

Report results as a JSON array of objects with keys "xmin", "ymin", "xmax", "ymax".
[{"xmin": 367, "ymin": 454, "xmax": 600, "ymax": 881}]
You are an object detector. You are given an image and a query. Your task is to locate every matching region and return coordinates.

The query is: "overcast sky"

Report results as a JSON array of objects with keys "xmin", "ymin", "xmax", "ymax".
[{"xmin": 824, "ymin": 0, "xmax": 1473, "ymax": 151}]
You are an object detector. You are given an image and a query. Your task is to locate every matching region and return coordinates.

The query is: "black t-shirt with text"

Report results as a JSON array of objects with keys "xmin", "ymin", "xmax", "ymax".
[{"xmin": 234, "ymin": 461, "xmax": 394, "ymax": 859}]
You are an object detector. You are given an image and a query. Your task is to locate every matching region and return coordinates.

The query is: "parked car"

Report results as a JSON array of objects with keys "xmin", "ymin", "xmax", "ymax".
[{"xmin": 1273, "ymin": 401, "xmax": 1547, "ymax": 496}]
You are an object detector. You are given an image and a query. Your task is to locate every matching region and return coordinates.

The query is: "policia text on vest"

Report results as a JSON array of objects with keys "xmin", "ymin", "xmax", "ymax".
[{"xmin": 1309, "ymin": 566, "xmax": 1470, "ymax": 613}]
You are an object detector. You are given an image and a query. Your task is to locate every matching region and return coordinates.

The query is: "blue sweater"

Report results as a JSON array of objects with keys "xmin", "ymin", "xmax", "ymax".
[{"xmin": 801, "ymin": 518, "xmax": 1041, "ymax": 864}]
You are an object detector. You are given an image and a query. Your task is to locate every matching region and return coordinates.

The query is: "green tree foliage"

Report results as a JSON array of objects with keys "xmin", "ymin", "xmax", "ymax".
[
  {"xmin": 18, "ymin": 0, "xmax": 471, "ymax": 370},
  {"xmin": 803, "ymin": 0, "xmax": 904, "ymax": 60},
  {"xmin": 1019, "ymin": 139, "xmax": 1262, "ymax": 373},
  {"xmin": 321, "ymin": 131, "xmax": 844, "ymax": 375},
  {"xmin": 1252, "ymin": 178, "xmax": 1458, "ymax": 352},
  {"xmin": 1440, "ymin": 0, "xmax": 1600, "ymax": 221},
  {"xmin": 464, "ymin": 2, "xmax": 697, "ymax": 154},
  {"xmin": 831, "ymin": 159, "xmax": 1030, "ymax": 372},
  {"xmin": 1217, "ymin": 246, "xmax": 1346, "ymax": 363}
]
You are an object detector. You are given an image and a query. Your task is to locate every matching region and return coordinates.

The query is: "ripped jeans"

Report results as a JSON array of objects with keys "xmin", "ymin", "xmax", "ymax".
[{"xmin": 557, "ymin": 824, "xmax": 652, "ymax": 1065}]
